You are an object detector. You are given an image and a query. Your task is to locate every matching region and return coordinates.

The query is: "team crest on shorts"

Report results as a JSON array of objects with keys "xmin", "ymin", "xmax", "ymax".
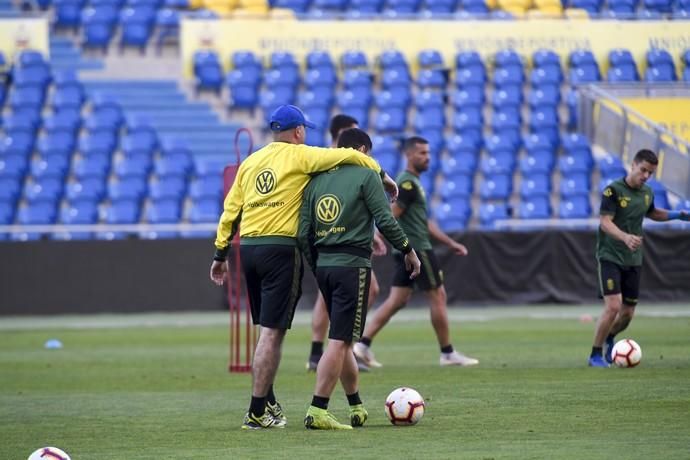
[{"xmin": 255, "ymin": 169, "xmax": 276, "ymax": 195}]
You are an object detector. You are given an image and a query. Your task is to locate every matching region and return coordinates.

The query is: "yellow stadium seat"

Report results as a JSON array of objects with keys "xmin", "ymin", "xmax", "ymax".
[
  {"xmin": 203, "ymin": 0, "xmax": 239, "ymax": 14},
  {"xmin": 497, "ymin": 0, "xmax": 532, "ymax": 14},
  {"xmin": 485, "ymin": 0, "xmax": 498, "ymax": 9},
  {"xmin": 231, "ymin": 8, "xmax": 269, "ymax": 17},
  {"xmin": 269, "ymin": 7, "xmax": 297, "ymax": 19},
  {"xmin": 239, "ymin": 0, "xmax": 268, "ymax": 8}
]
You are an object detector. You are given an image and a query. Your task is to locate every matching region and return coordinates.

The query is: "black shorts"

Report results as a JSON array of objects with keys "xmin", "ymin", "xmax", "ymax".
[
  {"xmin": 316, "ymin": 266, "xmax": 371, "ymax": 342},
  {"xmin": 240, "ymin": 244, "xmax": 303, "ymax": 329},
  {"xmin": 392, "ymin": 249, "xmax": 443, "ymax": 291},
  {"xmin": 597, "ymin": 259, "xmax": 641, "ymax": 306}
]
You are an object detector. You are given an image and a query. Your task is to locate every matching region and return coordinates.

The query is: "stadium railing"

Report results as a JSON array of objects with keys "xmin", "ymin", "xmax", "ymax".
[{"xmin": 576, "ymin": 83, "xmax": 690, "ymax": 200}]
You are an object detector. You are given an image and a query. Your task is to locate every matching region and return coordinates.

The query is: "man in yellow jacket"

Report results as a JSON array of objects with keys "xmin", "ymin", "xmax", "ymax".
[{"xmin": 209, "ymin": 105, "xmax": 397, "ymax": 430}]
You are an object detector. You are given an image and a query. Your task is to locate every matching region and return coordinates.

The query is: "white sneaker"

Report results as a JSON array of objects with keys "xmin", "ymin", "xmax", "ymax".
[
  {"xmin": 440, "ymin": 351, "xmax": 479, "ymax": 367},
  {"xmin": 353, "ymin": 342, "xmax": 383, "ymax": 368}
]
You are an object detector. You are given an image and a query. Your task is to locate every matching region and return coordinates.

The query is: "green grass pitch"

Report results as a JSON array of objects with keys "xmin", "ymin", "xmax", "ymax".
[{"xmin": 1, "ymin": 306, "xmax": 689, "ymax": 459}]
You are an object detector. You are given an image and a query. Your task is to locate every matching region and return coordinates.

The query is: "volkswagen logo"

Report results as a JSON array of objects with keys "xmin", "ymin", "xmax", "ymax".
[
  {"xmin": 255, "ymin": 169, "xmax": 276, "ymax": 195},
  {"xmin": 316, "ymin": 194, "xmax": 342, "ymax": 224}
]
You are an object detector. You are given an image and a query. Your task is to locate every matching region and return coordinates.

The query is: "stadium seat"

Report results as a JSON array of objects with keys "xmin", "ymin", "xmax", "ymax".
[
  {"xmin": 491, "ymin": 87, "xmax": 523, "ymax": 109},
  {"xmin": 519, "ymin": 150, "xmax": 555, "ymax": 175},
  {"xmin": 416, "ymin": 69, "xmax": 446, "ymax": 89},
  {"xmin": 558, "ymin": 150, "xmax": 593, "ymax": 175},
  {"xmin": 454, "ymin": 68, "xmax": 485, "ymax": 91},
  {"xmin": 54, "ymin": 0, "xmax": 87, "ymax": 30},
  {"xmin": 79, "ymin": 132, "xmax": 118, "ymax": 157},
  {"xmin": 154, "ymin": 154, "xmax": 193, "ymax": 178},
  {"xmin": 0, "ymin": 200, "xmax": 16, "ymax": 225},
  {"xmin": 194, "ymin": 52, "xmax": 224, "ymax": 93},
  {"xmin": 559, "ymin": 173, "xmax": 590, "ymax": 198},
  {"xmin": 12, "ymin": 66, "xmax": 52, "ymax": 91},
  {"xmin": 114, "ymin": 155, "xmax": 153, "ymax": 179},
  {"xmin": 480, "ymin": 151, "xmax": 516, "ymax": 175},
  {"xmin": 146, "ymin": 198, "xmax": 182, "ymax": 223},
  {"xmin": 532, "ymin": 49, "xmax": 561, "ymax": 68},
  {"xmin": 608, "ymin": 0, "xmax": 637, "ymax": 12},
  {"xmin": 0, "ymin": 155, "xmax": 29, "ymax": 180},
  {"xmin": 598, "ymin": 155, "xmax": 626, "ymax": 178},
  {"xmin": 108, "ymin": 176, "xmax": 148, "ymax": 201},
  {"xmin": 0, "ymin": 177, "xmax": 23, "ymax": 204},
  {"xmin": 559, "ymin": 195, "xmax": 591, "ymax": 218},
  {"xmin": 104, "ymin": 199, "xmax": 141, "ymax": 224},
  {"xmin": 517, "ymin": 196, "xmax": 551, "ymax": 219},
  {"xmin": 373, "ymin": 108, "xmax": 407, "ymax": 133},
  {"xmin": 440, "ymin": 154, "xmax": 477, "ymax": 175},
  {"xmin": 645, "ymin": 66, "xmax": 676, "ymax": 82},
  {"xmin": 452, "ymin": 107, "xmax": 483, "ymax": 136},
  {"xmin": 413, "ymin": 107, "xmax": 445, "ymax": 131},
  {"xmin": 189, "ymin": 176, "xmax": 223, "ymax": 200},
  {"xmin": 438, "ymin": 174, "xmax": 473, "ymax": 199},
  {"xmin": 9, "ymin": 87, "xmax": 45, "ymax": 112},
  {"xmin": 17, "ymin": 201, "xmax": 58, "ymax": 225},
  {"xmin": 72, "ymin": 154, "xmax": 111, "ymax": 180},
  {"xmin": 119, "ymin": 6, "xmax": 156, "ymax": 52},
  {"xmin": 478, "ymin": 202, "xmax": 509, "ymax": 227},
  {"xmin": 450, "ymin": 88, "xmax": 484, "ymax": 110},
  {"xmin": 66, "ymin": 178, "xmax": 106, "ymax": 202},
  {"xmin": 149, "ymin": 177, "xmax": 187, "ymax": 200},
  {"xmin": 479, "ymin": 174, "xmax": 512, "ymax": 200},
  {"xmin": 31, "ymin": 155, "xmax": 71, "ymax": 180},
  {"xmin": 520, "ymin": 174, "xmax": 551, "ymax": 198},
  {"xmin": 43, "ymin": 111, "xmax": 81, "ymax": 136},
  {"xmin": 418, "ymin": 49, "xmax": 444, "ymax": 68},
  {"xmin": 569, "ymin": 65, "xmax": 600, "ymax": 84},
  {"xmin": 607, "ymin": 65, "xmax": 639, "ymax": 83},
  {"xmin": 188, "ymin": 198, "xmax": 221, "ymax": 223},
  {"xmin": 81, "ymin": 6, "xmax": 118, "ymax": 51},
  {"xmin": 445, "ymin": 132, "xmax": 481, "ymax": 154},
  {"xmin": 60, "ymin": 200, "xmax": 99, "ymax": 224},
  {"xmin": 341, "ymin": 50, "xmax": 368, "ymax": 69},
  {"xmin": 433, "ymin": 199, "xmax": 471, "ymax": 231},
  {"xmin": 527, "ymin": 86, "xmax": 560, "ymax": 110}
]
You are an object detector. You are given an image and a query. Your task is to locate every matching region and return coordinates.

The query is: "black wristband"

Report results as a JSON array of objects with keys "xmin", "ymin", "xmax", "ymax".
[
  {"xmin": 379, "ymin": 168, "xmax": 387, "ymax": 180},
  {"xmin": 401, "ymin": 244, "xmax": 413, "ymax": 255},
  {"xmin": 213, "ymin": 247, "xmax": 229, "ymax": 262}
]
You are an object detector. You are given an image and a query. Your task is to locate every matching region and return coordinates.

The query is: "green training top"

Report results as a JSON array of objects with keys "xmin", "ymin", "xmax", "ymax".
[
  {"xmin": 396, "ymin": 170, "xmax": 432, "ymax": 251},
  {"xmin": 597, "ymin": 177, "xmax": 655, "ymax": 267},
  {"xmin": 298, "ymin": 165, "xmax": 411, "ymax": 269}
]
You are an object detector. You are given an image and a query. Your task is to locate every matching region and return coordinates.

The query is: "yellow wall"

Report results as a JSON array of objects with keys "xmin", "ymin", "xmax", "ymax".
[
  {"xmin": 0, "ymin": 18, "xmax": 50, "ymax": 63},
  {"xmin": 622, "ymin": 98, "xmax": 690, "ymax": 143},
  {"xmin": 180, "ymin": 19, "xmax": 690, "ymax": 77}
]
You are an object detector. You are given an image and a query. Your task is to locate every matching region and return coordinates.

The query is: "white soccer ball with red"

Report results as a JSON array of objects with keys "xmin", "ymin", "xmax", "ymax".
[
  {"xmin": 611, "ymin": 339, "xmax": 642, "ymax": 368},
  {"xmin": 385, "ymin": 387, "xmax": 425, "ymax": 425},
  {"xmin": 28, "ymin": 447, "xmax": 71, "ymax": 460}
]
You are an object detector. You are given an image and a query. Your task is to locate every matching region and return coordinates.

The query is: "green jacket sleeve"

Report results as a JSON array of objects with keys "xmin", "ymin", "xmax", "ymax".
[
  {"xmin": 362, "ymin": 170, "xmax": 412, "ymax": 254},
  {"xmin": 297, "ymin": 182, "xmax": 318, "ymax": 273}
]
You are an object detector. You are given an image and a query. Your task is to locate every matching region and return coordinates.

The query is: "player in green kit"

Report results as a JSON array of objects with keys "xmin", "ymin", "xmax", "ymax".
[
  {"xmin": 354, "ymin": 136, "xmax": 479, "ymax": 368},
  {"xmin": 298, "ymin": 128, "xmax": 421, "ymax": 429},
  {"xmin": 588, "ymin": 149, "xmax": 690, "ymax": 367}
]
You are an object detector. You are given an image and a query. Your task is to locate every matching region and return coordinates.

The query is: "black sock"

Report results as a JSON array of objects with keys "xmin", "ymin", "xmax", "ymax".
[
  {"xmin": 311, "ymin": 395, "xmax": 329, "ymax": 410},
  {"xmin": 441, "ymin": 344, "xmax": 454, "ymax": 354},
  {"xmin": 591, "ymin": 346, "xmax": 603, "ymax": 358},
  {"xmin": 347, "ymin": 392, "xmax": 362, "ymax": 406},
  {"xmin": 266, "ymin": 385, "xmax": 276, "ymax": 406},
  {"xmin": 249, "ymin": 396, "xmax": 266, "ymax": 417},
  {"xmin": 310, "ymin": 341, "xmax": 323, "ymax": 358},
  {"xmin": 606, "ymin": 334, "xmax": 615, "ymax": 343},
  {"xmin": 360, "ymin": 336, "xmax": 372, "ymax": 347}
]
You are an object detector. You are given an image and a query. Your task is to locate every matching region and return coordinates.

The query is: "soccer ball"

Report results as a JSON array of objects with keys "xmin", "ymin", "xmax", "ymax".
[
  {"xmin": 27, "ymin": 447, "xmax": 71, "ymax": 460},
  {"xmin": 385, "ymin": 387, "xmax": 425, "ymax": 426},
  {"xmin": 611, "ymin": 338, "xmax": 642, "ymax": 368}
]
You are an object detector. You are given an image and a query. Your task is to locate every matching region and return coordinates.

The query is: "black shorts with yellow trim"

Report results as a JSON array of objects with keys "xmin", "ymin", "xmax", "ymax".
[
  {"xmin": 392, "ymin": 249, "xmax": 443, "ymax": 291},
  {"xmin": 597, "ymin": 259, "xmax": 641, "ymax": 306},
  {"xmin": 240, "ymin": 244, "xmax": 303, "ymax": 329},
  {"xmin": 316, "ymin": 266, "xmax": 371, "ymax": 342}
]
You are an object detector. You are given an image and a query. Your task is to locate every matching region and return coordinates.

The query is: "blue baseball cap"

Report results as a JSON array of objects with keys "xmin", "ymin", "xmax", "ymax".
[{"xmin": 269, "ymin": 105, "xmax": 316, "ymax": 132}]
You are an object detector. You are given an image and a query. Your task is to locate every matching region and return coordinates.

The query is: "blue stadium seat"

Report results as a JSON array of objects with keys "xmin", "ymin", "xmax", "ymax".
[
  {"xmin": 381, "ymin": 68, "xmax": 412, "ymax": 90},
  {"xmin": 645, "ymin": 66, "xmax": 676, "ymax": 82},
  {"xmin": 189, "ymin": 176, "xmax": 223, "ymax": 200},
  {"xmin": 559, "ymin": 173, "xmax": 590, "ymax": 198},
  {"xmin": 37, "ymin": 132, "xmax": 76, "ymax": 158},
  {"xmin": 478, "ymin": 202, "xmax": 509, "ymax": 227},
  {"xmin": 490, "ymin": 110, "xmax": 521, "ymax": 140},
  {"xmin": 119, "ymin": 6, "xmax": 156, "ymax": 52},
  {"xmin": 50, "ymin": 86, "xmax": 85, "ymax": 111},
  {"xmin": 454, "ymin": 67, "xmax": 486, "ymax": 91},
  {"xmin": 3, "ymin": 112, "xmax": 40, "ymax": 135},
  {"xmin": 373, "ymin": 108, "xmax": 407, "ymax": 132},
  {"xmin": 260, "ymin": 88, "xmax": 296, "ymax": 120},
  {"xmin": 60, "ymin": 200, "xmax": 99, "ymax": 224},
  {"xmin": 114, "ymin": 155, "xmax": 153, "ymax": 179},
  {"xmin": 154, "ymin": 154, "xmax": 193, "ymax": 178},
  {"xmin": 232, "ymin": 50, "xmax": 262, "ymax": 71},
  {"xmin": 374, "ymin": 150, "xmax": 399, "ymax": 174},
  {"xmin": 341, "ymin": 50, "xmax": 369, "ymax": 69},
  {"xmin": 79, "ymin": 132, "xmax": 118, "ymax": 157},
  {"xmin": 418, "ymin": 49, "xmax": 444, "ymax": 68},
  {"xmin": 441, "ymin": 154, "xmax": 477, "ymax": 175},
  {"xmin": 273, "ymin": 0, "xmax": 311, "ymax": 12},
  {"xmin": 480, "ymin": 151, "xmax": 515, "ymax": 175},
  {"xmin": 445, "ymin": 132, "xmax": 481, "ymax": 154},
  {"xmin": 520, "ymin": 174, "xmax": 551, "ymax": 198},
  {"xmin": 455, "ymin": 50, "xmax": 485, "ymax": 71},
  {"xmin": 558, "ymin": 151, "xmax": 593, "ymax": 175},
  {"xmin": 569, "ymin": 0, "xmax": 602, "ymax": 13},
  {"xmin": 494, "ymin": 49, "xmax": 522, "ymax": 68},
  {"xmin": 9, "ymin": 87, "xmax": 45, "ymax": 112},
  {"xmin": 43, "ymin": 111, "xmax": 81, "ymax": 136},
  {"xmin": 188, "ymin": 198, "xmax": 221, "ymax": 223},
  {"xmin": 530, "ymin": 66, "xmax": 562, "ymax": 88},
  {"xmin": 0, "ymin": 200, "xmax": 16, "ymax": 225},
  {"xmin": 18, "ymin": 201, "xmax": 58, "ymax": 225},
  {"xmin": 66, "ymin": 178, "xmax": 106, "ymax": 202},
  {"xmin": 517, "ymin": 196, "xmax": 551, "ymax": 219},
  {"xmin": 24, "ymin": 178, "xmax": 64, "ymax": 204},
  {"xmin": 194, "ymin": 51, "xmax": 223, "ymax": 93},
  {"xmin": 644, "ymin": 0, "xmax": 672, "ymax": 12},
  {"xmin": 104, "ymin": 199, "xmax": 141, "ymax": 224},
  {"xmin": 379, "ymin": 49, "xmax": 408, "ymax": 69},
  {"xmin": 527, "ymin": 86, "xmax": 560, "ymax": 111},
  {"xmin": 416, "ymin": 69, "xmax": 446, "ymax": 89},
  {"xmin": 607, "ymin": 65, "xmax": 639, "ymax": 83},
  {"xmin": 450, "ymin": 88, "xmax": 484, "ymax": 110},
  {"xmin": 561, "ymin": 133, "xmax": 591, "ymax": 154},
  {"xmin": 149, "ymin": 177, "xmax": 186, "ymax": 200},
  {"xmin": 299, "ymin": 88, "xmax": 335, "ymax": 111},
  {"xmin": 343, "ymin": 69, "xmax": 373, "ymax": 89},
  {"xmin": 81, "ymin": 6, "xmax": 118, "ymax": 51},
  {"xmin": 0, "ymin": 177, "xmax": 23, "ymax": 204},
  {"xmin": 269, "ymin": 51, "xmax": 299, "ymax": 70},
  {"xmin": 608, "ymin": 0, "xmax": 637, "ymax": 12},
  {"xmin": 520, "ymin": 151, "xmax": 555, "ymax": 175},
  {"xmin": 559, "ymin": 195, "xmax": 591, "ymax": 218},
  {"xmin": 31, "ymin": 155, "xmax": 71, "ymax": 180},
  {"xmin": 598, "ymin": 155, "xmax": 626, "ymax": 178},
  {"xmin": 479, "ymin": 174, "xmax": 512, "ymax": 200},
  {"xmin": 122, "ymin": 132, "xmax": 158, "ymax": 158},
  {"xmin": 72, "ymin": 154, "xmax": 111, "ymax": 180},
  {"xmin": 12, "ymin": 66, "xmax": 52, "ymax": 91},
  {"xmin": 146, "ymin": 198, "xmax": 181, "ymax": 223},
  {"xmin": 493, "ymin": 66, "xmax": 524, "ymax": 88},
  {"xmin": 413, "ymin": 107, "xmax": 445, "ymax": 131},
  {"xmin": 433, "ymin": 199, "xmax": 471, "ymax": 232},
  {"xmin": 1, "ymin": 132, "xmax": 35, "ymax": 157},
  {"xmin": 452, "ymin": 107, "xmax": 483, "ymax": 136},
  {"xmin": 227, "ymin": 68, "xmax": 261, "ymax": 110},
  {"xmin": 529, "ymin": 108, "xmax": 560, "ymax": 143},
  {"xmin": 306, "ymin": 50, "xmax": 335, "ymax": 70},
  {"xmin": 438, "ymin": 174, "xmax": 473, "ymax": 199},
  {"xmin": 108, "ymin": 176, "xmax": 148, "ymax": 202},
  {"xmin": 609, "ymin": 49, "xmax": 635, "ymax": 67},
  {"xmin": 54, "ymin": 0, "xmax": 87, "ymax": 30},
  {"xmin": 0, "ymin": 155, "xmax": 29, "ymax": 180},
  {"xmin": 532, "ymin": 49, "xmax": 561, "ymax": 68},
  {"xmin": 569, "ymin": 65, "xmax": 601, "ymax": 84},
  {"xmin": 647, "ymin": 179, "xmax": 669, "ymax": 209}
]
